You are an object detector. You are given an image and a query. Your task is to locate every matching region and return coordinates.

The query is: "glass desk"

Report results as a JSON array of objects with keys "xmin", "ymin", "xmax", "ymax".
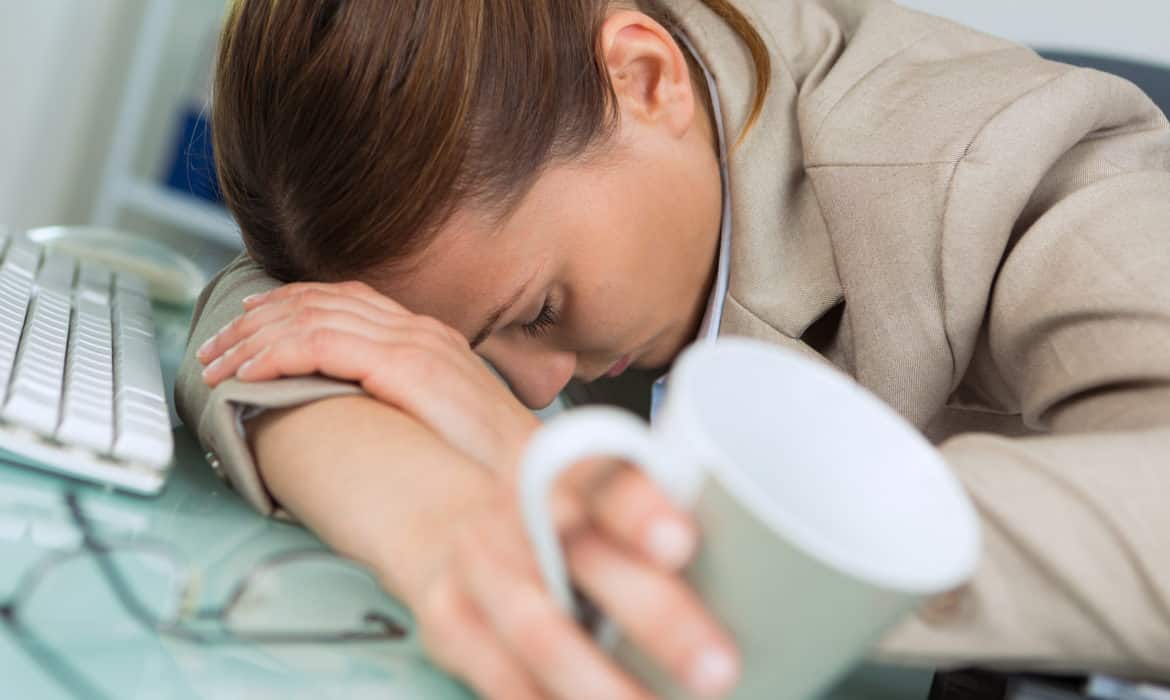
[
  {"xmin": 0, "ymin": 427, "xmax": 934, "ymax": 699},
  {"xmin": 0, "ymin": 428, "xmax": 472, "ymax": 699}
]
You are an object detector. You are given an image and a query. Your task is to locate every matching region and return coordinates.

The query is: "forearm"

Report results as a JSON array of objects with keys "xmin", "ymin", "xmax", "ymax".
[
  {"xmin": 247, "ymin": 394, "xmax": 496, "ymax": 605},
  {"xmin": 878, "ymin": 423, "xmax": 1170, "ymax": 679}
]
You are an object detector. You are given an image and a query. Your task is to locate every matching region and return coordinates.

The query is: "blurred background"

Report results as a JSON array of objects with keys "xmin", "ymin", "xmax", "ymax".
[
  {"xmin": 0, "ymin": 0, "xmax": 1167, "ymax": 281},
  {"xmin": 0, "ymin": 0, "xmax": 232, "ymax": 277}
]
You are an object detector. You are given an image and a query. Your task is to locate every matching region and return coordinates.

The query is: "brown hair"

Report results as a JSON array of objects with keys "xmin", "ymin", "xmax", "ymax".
[{"xmin": 213, "ymin": 0, "xmax": 771, "ymax": 283}]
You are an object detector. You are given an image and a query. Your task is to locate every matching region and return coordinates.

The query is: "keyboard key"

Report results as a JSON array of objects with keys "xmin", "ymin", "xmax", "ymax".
[
  {"xmin": 57, "ymin": 406, "xmax": 113, "ymax": 453},
  {"xmin": 3, "ymin": 238, "xmax": 40, "ymax": 279},
  {"xmin": 113, "ymin": 337, "xmax": 166, "ymax": 403},
  {"xmin": 57, "ymin": 288, "xmax": 115, "ymax": 453},
  {"xmin": 112, "ymin": 414, "xmax": 172, "ymax": 467},
  {"xmin": 0, "ymin": 235, "xmax": 172, "ymax": 488},
  {"xmin": 78, "ymin": 261, "xmax": 113, "ymax": 304},
  {"xmin": 37, "ymin": 253, "xmax": 75, "ymax": 300},
  {"xmin": 3, "ymin": 383, "xmax": 59, "ymax": 435},
  {"xmin": 3, "ymin": 294, "xmax": 69, "ymax": 435},
  {"xmin": 115, "ymin": 272, "xmax": 149, "ymax": 298}
]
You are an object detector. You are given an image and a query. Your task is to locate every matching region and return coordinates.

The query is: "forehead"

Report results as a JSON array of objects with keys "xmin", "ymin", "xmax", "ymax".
[
  {"xmin": 370, "ymin": 207, "xmax": 546, "ymax": 333},
  {"xmin": 364, "ymin": 160, "xmax": 623, "ymax": 334}
]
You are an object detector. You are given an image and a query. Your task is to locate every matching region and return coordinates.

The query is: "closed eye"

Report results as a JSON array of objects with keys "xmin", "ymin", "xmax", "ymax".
[{"xmin": 521, "ymin": 301, "xmax": 559, "ymax": 338}]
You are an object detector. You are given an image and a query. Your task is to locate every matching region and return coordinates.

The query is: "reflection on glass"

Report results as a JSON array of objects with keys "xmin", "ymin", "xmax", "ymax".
[{"xmin": 0, "ymin": 491, "xmax": 411, "ymax": 700}]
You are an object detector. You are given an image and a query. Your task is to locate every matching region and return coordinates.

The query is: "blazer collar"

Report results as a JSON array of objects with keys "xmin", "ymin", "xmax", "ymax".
[{"xmin": 670, "ymin": 0, "xmax": 846, "ymax": 342}]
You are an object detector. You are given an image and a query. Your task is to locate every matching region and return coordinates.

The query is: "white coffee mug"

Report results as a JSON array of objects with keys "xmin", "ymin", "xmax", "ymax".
[{"xmin": 520, "ymin": 337, "xmax": 981, "ymax": 700}]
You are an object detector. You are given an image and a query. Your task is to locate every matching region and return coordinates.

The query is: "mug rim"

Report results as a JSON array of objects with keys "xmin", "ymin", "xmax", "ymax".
[{"xmin": 668, "ymin": 338, "xmax": 982, "ymax": 595}]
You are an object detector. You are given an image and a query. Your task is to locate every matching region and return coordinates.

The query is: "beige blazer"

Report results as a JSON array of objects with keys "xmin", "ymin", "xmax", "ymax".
[{"xmin": 177, "ymin": 0, "xmax": 1170, "ymax": 679}]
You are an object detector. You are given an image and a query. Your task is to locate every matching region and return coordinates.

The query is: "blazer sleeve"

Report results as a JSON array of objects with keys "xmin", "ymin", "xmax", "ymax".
[
  {"xmin": 877, "ymin": 84, "xmax": 1170, "ymax": 677},
  {"xmin": 174, "ymin": 254, "xmax": 361, "ymax": 517}
]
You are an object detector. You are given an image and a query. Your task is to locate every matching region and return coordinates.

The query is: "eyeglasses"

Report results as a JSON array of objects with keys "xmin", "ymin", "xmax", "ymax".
[{"xmin": 0, "ymin": 490, "xmax": 410, "ymax": 699}]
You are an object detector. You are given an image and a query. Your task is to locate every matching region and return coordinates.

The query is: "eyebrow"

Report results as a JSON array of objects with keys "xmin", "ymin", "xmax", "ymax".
[{"xmin": 469, "ymin": 277, "xmax": 533, "ymax": 349}]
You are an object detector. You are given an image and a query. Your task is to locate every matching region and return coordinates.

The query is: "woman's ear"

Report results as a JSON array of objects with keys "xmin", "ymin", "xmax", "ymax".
[{"xmin": 600, "ymin": 10, "xmax": 696, "ymax": 138}]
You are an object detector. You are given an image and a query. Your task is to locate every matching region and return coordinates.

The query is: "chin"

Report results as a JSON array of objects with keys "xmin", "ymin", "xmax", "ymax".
[{"xmin": 635, "ymin": 337, "xmax": 684, "ymax": 371}]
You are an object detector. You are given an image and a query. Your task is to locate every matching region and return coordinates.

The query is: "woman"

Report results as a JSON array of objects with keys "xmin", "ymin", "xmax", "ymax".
[{"xmin": 179, "ymin": 0, "xmax": 1170, "ymax": 698}]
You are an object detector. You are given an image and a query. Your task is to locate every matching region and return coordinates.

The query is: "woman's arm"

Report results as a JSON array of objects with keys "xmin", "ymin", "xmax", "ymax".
[
  {"xmin": 245, "ymin": 393, "xmax": 490, "ymax": 601},
  {"xmin": 879, "ymin": 171, "xmax": 1170, "ymax": 679},
  {"xmin": 176, "ymin": 254, "xmax": 365, "ymax": 515},
  {"xmin": 245, "ymin": 394, "xmax": 739, "ymax": 700},
  {"xmin": 181, "ymin": 263, "xmax": 739, "ymax": 698}
]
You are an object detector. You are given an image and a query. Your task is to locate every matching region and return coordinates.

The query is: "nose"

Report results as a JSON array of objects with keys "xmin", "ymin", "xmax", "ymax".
[{"xmin": 480, "ymin": 342, "xmax": 576, "ymax": 410}]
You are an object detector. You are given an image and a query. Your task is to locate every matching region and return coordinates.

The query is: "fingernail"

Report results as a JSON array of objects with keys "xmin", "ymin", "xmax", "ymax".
[
  {"xmin": 242, "ymin": 293, "xmax": 265, "ymax": 305},
  {"xmin": 646, "ymin": 519, "xmax": 695, "ymax": 569},
  {"xmin": 238, "ymin": 359, "xmax": 255, "ymax": 377},
  {"xmin": 197, "ymin": 337, "xmax": 215, "ymax": 360},
  {"xmin": 201, "ymin": 357, "xmax": 221, "ymax": 380},
  {"xmin": 689, "ymin": 648, "xmax": 739, "ymax": 698}
]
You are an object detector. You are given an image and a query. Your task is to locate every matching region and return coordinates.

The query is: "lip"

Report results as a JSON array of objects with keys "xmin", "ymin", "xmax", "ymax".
[{"xmin": 604, "ymin": 354, "xmax": 633, "ymax": 378}]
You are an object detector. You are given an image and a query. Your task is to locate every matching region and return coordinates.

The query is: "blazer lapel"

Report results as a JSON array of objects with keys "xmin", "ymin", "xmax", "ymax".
[{"xmin": 673, "ymin": 0, "xmax": 846, "ymax": 345}]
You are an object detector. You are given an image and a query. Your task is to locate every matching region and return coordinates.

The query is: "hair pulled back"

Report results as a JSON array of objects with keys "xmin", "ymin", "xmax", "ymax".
[{"xmin": 213, "ymin": 0, "xmax": 770, "ymax": 282}]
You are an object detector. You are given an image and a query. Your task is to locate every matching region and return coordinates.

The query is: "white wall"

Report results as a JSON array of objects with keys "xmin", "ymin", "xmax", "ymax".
[
  {"xmin": 0, "ymin": 2, "xmax": 146, "ymax": 232},
  {"xmin": 2, "ymin": 1, "xmax": 1167, "ymax": 238},
  {"xmin": 896, "ymin": 1, "xmax": 1170, "ymax": 68}
]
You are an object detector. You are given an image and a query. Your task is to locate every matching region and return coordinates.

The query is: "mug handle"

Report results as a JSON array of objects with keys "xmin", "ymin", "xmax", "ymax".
[{"xmin": 519, "ymin": 406, "xmax": 684, "ymax": 618}]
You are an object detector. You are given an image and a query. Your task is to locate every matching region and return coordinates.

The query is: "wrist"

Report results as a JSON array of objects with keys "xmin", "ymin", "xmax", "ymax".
[
  {"xmin": 494, "ymin": 406, "xmax": 542, "ymax": 478},
  {"xmin": 247, "ymin": 394, "xmax": 498, "ymax": 604},
  {"xmin": 383, "ymin": 484, "xmax": 504, "ymax": 609}
]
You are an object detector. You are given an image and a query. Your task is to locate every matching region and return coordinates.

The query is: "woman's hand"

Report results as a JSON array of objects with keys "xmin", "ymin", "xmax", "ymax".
[
  {"xmin": 247, "ymin": 393, "xmax": 738, "ymax": 699},
  {"xmin": 407, "ymin": 465, "xmax": 740, "ymax": 700},
  {"xmin": 197, "ymin": 280, "xmax": 540, "ymax": 472}
]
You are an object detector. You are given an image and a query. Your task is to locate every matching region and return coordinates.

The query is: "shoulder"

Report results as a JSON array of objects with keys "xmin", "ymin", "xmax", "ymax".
[{"xmin": 800, "ymin": 2, "xmax": 1079, "ymax": 167}]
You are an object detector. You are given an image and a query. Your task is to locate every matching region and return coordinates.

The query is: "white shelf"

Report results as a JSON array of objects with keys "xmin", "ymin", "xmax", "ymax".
[
  {"xmin": 92, "ymin": 0, "xmax": 241, "ymax": 254},
  {"xmin": 122, "ymin": 179, "xmax": 239, "ymax": 248}
]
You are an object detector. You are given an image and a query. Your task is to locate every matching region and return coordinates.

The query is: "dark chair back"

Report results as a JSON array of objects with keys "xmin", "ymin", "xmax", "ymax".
[{"xmin": 1038, "ymin": 50, "xmax": 1170, "ymax": 118}]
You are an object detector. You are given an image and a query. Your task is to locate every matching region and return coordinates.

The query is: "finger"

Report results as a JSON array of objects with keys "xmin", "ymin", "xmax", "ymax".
[
  {"xmin": 419, "ymin": 579, "xmax": 547, "ymax": 700},
  {"xmin": 202, "ymin": 311, "xmax": 388, "ymax": 386},
  {"xmin": 198, "ymin": 288, "xmax": 393, "ymax": 364},
  {"xmin": 567, "ymin": 532, "xmax": 740, "ymax": 699},
  {"xmin": 226, "ymin": 327, "xmax": 505, "ymax": 465},
  {"xmin": 223, "ymin": 325, "xmax": 389, "ymax": 384},
  {"xmin": 227, "ymin": 321, "xmax": 471, "ymax": 386},
  {"xmin": 461, "ymin": 529, "xmax": 652, "ymax": 700},
  {"xmin": 590, "ymin": 468, "xmax": 698, "ymax": 570},
  {"xmin": 527, "ymin": 459, "xmax": 621, "ymax": 534},
  {"xmin": 243, "ymin": 280, "xmax": 407, "ymax": 316}
]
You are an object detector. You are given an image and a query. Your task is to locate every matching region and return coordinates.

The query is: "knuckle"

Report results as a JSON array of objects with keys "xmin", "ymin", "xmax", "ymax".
[
  {"xmin": 293, "ymin": 307, "xmax": 322, "ymax": 328},
  {"xmin": 415, "ymin": 315, "xmax": 441, "ymax": 332},
  {"xmin": 445, "ymin": 327, "xmax": 469, "ymax": 347},
  {"xmin": 219, "ymin": 315, "xmax": 242, "ymax": 339},
  {"xmin": 396, "ymin": 343, "xmax": 438, "ymax": 372},
  {"xmin": 413, "ymin": 315, "xmax": 451, "ymax": 340},
  {"xmin": 417, "ymin": 577, "xmax": 464, "ymax": 636},
  {"xmin": 295, "ymin": 288, "xmax": 326, "ymax": 308},
  {"xmin": 502, "ymin": 596, "xmax": 563, "ymax": 663},
  {"xmin": 227, "ymin": 335, "xmax": 259, "ymax": 360},
  {"xmin": 306, "ymin": 327, "xmax": 337, "ymax": 355},
  {"xmin": 431, "ymin": 321, "xmax": 467, "ymax": 346},
  {"xmin": 340, "ymin": 279, "xmax": 373, "ymax": 296}
]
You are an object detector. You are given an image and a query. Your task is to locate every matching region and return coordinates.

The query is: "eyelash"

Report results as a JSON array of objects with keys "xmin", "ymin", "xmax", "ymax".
[{"xmin": 521, "ymin": 300, "xmax": 559, "ymax": 338}]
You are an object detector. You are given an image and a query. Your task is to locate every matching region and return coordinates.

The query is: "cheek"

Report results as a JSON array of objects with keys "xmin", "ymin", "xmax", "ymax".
[
  {"xmin": 561, "ymin": 277, "xmax": 647, "ymax": 352},
  {"xmin": 558, "ymin": 199, "xmax": 681, "ymax": 347}
]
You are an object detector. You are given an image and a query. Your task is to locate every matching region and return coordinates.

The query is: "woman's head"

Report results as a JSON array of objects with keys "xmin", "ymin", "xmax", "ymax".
[{"xmin": 214, "ymin": 0, "xmax": 770, "ymax": 407}]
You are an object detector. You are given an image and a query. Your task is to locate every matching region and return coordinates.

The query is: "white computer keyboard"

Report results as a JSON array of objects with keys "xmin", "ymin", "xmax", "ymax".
[{"xmin": 0, "ymin": 230, "xmax": 173, "ymax": 494}]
